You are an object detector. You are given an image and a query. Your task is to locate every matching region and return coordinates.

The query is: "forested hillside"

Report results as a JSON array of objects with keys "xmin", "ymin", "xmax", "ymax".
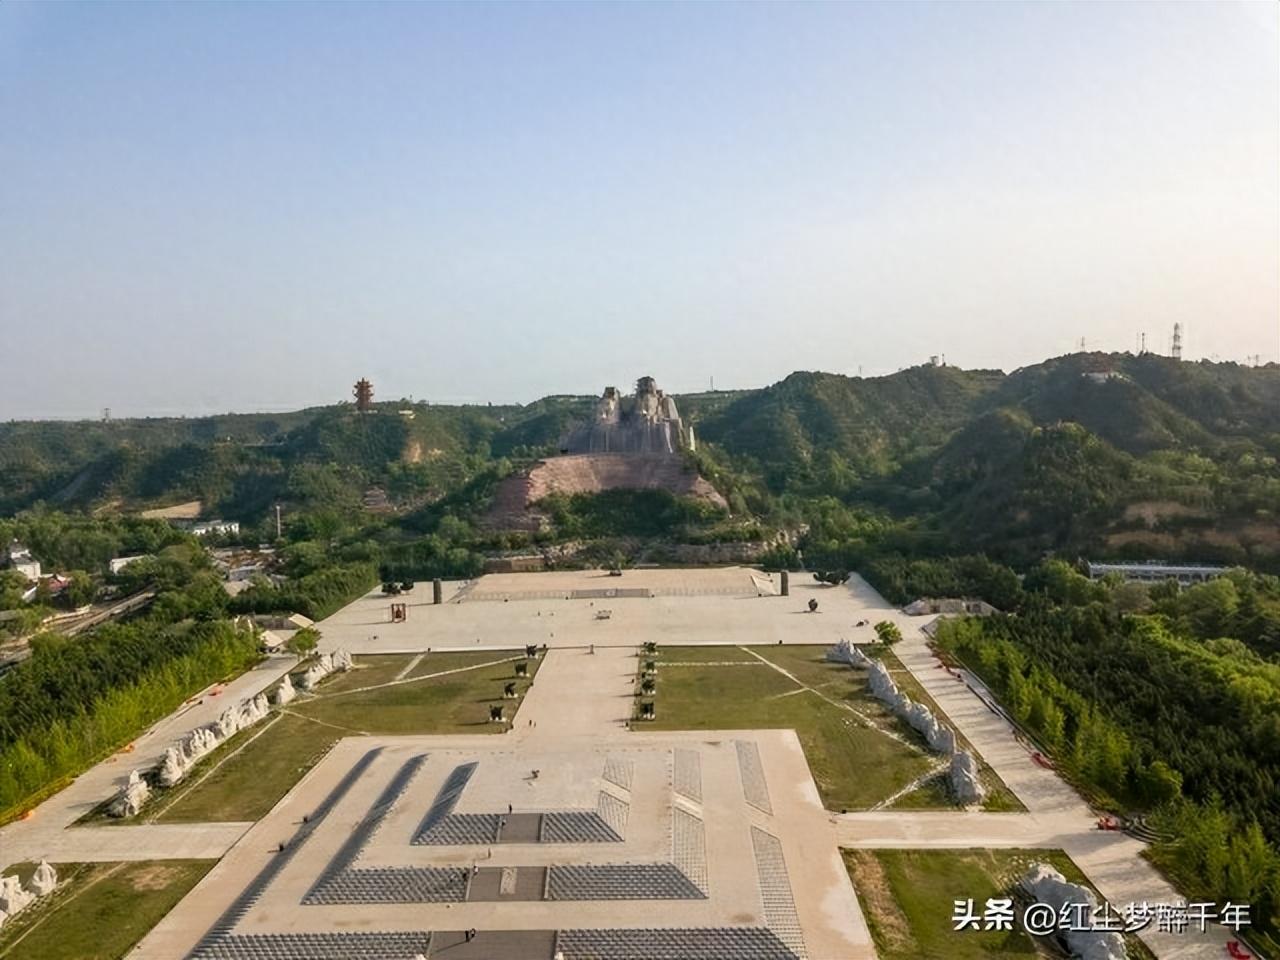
[{"xmin": 2, "ymin": 354, "xmax": 1277, "ymax": 568}]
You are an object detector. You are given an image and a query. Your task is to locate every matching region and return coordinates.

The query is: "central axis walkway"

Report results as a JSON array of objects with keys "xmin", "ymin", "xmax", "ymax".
[{"xmin": 512, "ymin": 646, "xmax": 636, "ymax": 741}]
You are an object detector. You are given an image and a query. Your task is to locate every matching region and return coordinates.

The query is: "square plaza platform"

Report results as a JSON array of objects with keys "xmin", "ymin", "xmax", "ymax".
[{"xmin": 134, "ymin": 729, "xmax": 870, "ymax": 960}]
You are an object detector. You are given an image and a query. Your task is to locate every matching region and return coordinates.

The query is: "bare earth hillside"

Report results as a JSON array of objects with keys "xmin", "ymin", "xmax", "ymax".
[{"xmin": 488, "ymin": 453, "xmax": 727, "ymax": 529}]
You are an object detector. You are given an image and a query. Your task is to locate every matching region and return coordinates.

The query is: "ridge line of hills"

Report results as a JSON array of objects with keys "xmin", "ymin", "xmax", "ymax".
[{"xmin": 2, "ymin": 351, "xmax": 1277, "ymax": 569}]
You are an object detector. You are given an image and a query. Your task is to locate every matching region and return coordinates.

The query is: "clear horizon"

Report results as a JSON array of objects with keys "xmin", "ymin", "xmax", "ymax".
[{"xmin": 2, "ymin": 2, "xmax": 1277, "ymax": 420}]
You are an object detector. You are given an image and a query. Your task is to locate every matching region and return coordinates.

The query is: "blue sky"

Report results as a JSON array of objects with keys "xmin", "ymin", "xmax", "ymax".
[{"xmin": 1, "ymin": 2, "xmax": 1276, "ymax": 418}]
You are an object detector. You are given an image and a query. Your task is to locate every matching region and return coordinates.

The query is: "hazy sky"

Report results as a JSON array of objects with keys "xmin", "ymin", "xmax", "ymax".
[{"xmin": 1, "ymin": 2, "xmax": 1276, "ymax": 419}]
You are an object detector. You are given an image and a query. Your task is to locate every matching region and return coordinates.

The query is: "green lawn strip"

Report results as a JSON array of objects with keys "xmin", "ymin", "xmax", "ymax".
[
  {"xmin": 644, "ymin": 656, "xmax": 934, "ymax": 810},
  {"xmin": 404, "ymin": 649, "xmax": 528, "ymax": 679},
  {"xmin": 648, "ymin": 645, "xmax": 761, "ymax": 664},
  {"xmin": 153, "ymin": 712, "xmax": 339, "ymax": 822},
  {"xmin": 312, "ymin": 654, "xmax": 416, "ymax": 693},
  {"xmin": 0, "ymin": 859, "xmax": 214, "ymax": 960},
  {"xmin": 886, "ymin": 772, "xmax": 954, "ymax": 811},
  {"xmin": 845, "ymin": 849, "xmax": 1154, "ymax": 960},
  {"xmin": 291, "ymin": 655, "xmax": 540, "ymax": 735}
]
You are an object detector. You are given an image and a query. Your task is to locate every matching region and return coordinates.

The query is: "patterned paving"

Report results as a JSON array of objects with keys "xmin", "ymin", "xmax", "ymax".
[
  {"xmin": 178, "ymin": 737, "xmax": 823, "ymax": 960},
  {"xmin": 596, "ymin": 790, "xmax": 629, "ymax": 837},
  {"xmin": 673, "ymin": 748, "xmax": 702, "ymax": 802},
  {"xmin": 672, "ymin": 807, "xmax": 708, "ymax": 895},
  {"xmin": 415, "ymin": 812, "xmax": 502, "ymax": 845},
  {"xmin": 603, "ymin": 755, "xmax": 634, "ymax": 791},
  {"xmin": 546, "ymin": 864, "xmax": 706, "ymax": 900},
  {"xmin": 555, "ymin": 927, "xmax": 799, "ymax": 959},
  {"xmin": 750, "ymin": 828, "xmax": 806, "ymax": 959},
  {"xmin": 540, "ymin": 810, "xmax": 622, "ymax": 844},
  {"xmin": 412, "ymin": 761, "xmax": 477, "ymax": 843},
  {"xmin": 195, "ymin": 932, "xmax": 434, "ymax": 959},
  {"xmin": 735, "ymin": 740, "xmax": 773, "ymax": 814},
  {"xmin": 190, "ymin": 749, "xmax": 387, "ymax": 957}
]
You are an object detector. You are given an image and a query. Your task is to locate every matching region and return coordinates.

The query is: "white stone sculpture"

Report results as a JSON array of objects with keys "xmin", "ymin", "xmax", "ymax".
[
  {"xmin": 948, "ymin": 750, "xmax": 987, "ymax": 805},
  {"xmin": 28, "ymin": 861, "xmax": 57, "ymax": 897},
  {"xmin": 0, "ymin": 875, "xmax": 34, "ymax": 916},
  {"xmin": 833, "ymin": 646, "xmax": 971, "ymax": 765},
  {"xmin": 825, "ymin": 639, "xmax": 873, "ymax": 669},
  {"xmin": 1021, "ymin": 863, "xmax": 1127, "ymax": 960},
  {"xmin": 927, "ymin": 724, "xmax": 957, "ymax": 754},
  {"xmin": 157, "ymin": 745, "xmax": 188, "ymax": 787},
  {"xmin": 216, "ymin": 705, "xmax": 242, "ymax": 739},
  {"xmin": 108, "ymin": 768, "xmax": 151, "ymax": 818},
  {"xmin": 157, "ymin": 698, "xmax": 272, "ymax": 787},
  {"xmin": 298, "ymin": 649, "xmax": 350, "ymax": 690},
  {"xmin": 274, "ymin": 673, "xmax": 296, "ymax": 706}
]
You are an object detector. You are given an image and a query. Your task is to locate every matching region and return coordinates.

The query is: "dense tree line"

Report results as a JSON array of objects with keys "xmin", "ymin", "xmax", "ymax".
[
  {"xmin": 862, "ymin": 554, "xmax": 1024, "ymax": 609},
  {"xmin": 935, "ymin": 580, "xmax": 1280, "ymax": 936},
  {"xmin": 0, "ymin": 513, "xmax": 192, "ymax": 576},
  {"xmin": 0, "ymin": 620, "xmax": 260, "ymax": 818},
  {"xmin": 228, "ymin": 561, "xmax": 379, "ymax": 621}
]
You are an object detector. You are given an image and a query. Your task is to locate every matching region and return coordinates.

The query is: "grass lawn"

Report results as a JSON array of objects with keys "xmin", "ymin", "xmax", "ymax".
[
  {"xmin": 404, "ymin": 650, "xmax": 527, "ymax": 679},
  {"xmin": 643, "ymin": 646, "xmax": 935, "ymax": 810},
  {"xmin": 799, "ymin": 644, "xmax": 1024, "ymax": 812},
  {"xmin": 312, "ymin": 654, "xmax": 416, "ymax": 693},
  {"xmin": 294, "ymin": 653, "xmax": 538, "ymax": 734},
  {"xmin": 153, "ymin": 712, "xmax": 339, "ymax": 822},
  {"xmin": 154, "ymin": 652, "xmax": 538, "ymax": 822},
  {"xmin": 645, "ymin": 646, "xmax": 761, "ymax": 664},
  {"xmin": 643, "ymin": 644, "xmax": 1019, "ymax": 811},
  {"xmin": 845, "ymin": 849, "xmax": 1155, "ymax": 960},
  {"xmin": 0, "ymin": 859, "xmax": 213, "ymax": 960}
]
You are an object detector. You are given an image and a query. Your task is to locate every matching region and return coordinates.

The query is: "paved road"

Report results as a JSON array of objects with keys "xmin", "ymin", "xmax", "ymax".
[{"xmin": 511, "ymin": 645, "xmax": 636, "ymax": 741}]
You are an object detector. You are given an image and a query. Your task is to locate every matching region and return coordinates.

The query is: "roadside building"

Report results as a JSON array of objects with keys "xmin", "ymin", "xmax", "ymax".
[
  {"xmin": 3, "ymin": 541, "xmax": 41, "ymax": 581},
  {"xmin": 1086, "ymin": 561, "xmax": 1227, "ymax": 584},
  {"xmin": 904, "ymin": 597, "xmax": 998, "ymax": 616},
  {"xmin": 109, "ymin": 555, "xmax": 149, "ymax": 574}
]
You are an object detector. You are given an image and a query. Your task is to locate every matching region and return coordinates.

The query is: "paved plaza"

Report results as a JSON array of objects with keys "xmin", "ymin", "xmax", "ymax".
[{"xmin": 2, "ymin": 568, "xmax": 1235, "ymax": 958}]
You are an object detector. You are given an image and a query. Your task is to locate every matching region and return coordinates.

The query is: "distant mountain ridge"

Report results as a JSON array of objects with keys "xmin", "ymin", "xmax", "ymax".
[{"xmin": 1, "ymin": 353, "xmax": 1276, "ymax": 565}]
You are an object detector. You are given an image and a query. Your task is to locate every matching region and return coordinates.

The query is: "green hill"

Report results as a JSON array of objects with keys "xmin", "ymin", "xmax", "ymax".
[{"xmin": 2, "ymin": 355, "xmax": 1276, "ymax": 566}]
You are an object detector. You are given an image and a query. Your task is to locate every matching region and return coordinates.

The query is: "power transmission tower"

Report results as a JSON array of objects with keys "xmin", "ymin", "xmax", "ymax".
[{"xmin": 1171, "ymin": 323, "xmax": 1183, "ymax": 361}]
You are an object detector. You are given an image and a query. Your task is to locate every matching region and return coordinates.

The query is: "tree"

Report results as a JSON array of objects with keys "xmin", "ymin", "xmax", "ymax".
[
  {"xmin": 1138, "ymin": 759, "xmax": 1182, "ymax": 807},
  {"xmin": 286, "ymin": 627, "xmax": 320, "ymax": 660},
  {"xmin": 874, "ymin": 620, "xmax": 903, "ymax": 645},
  {"xmin": 65, "ymin": 570, "xmax": 96, "ymax": 608}
]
